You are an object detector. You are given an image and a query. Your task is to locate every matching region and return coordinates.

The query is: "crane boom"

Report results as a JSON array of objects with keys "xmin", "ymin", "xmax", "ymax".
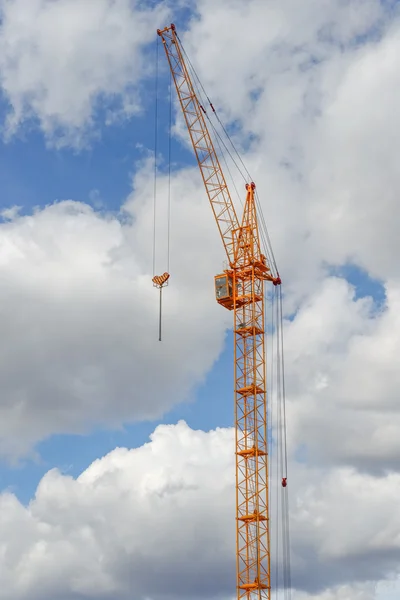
[
  {"xmin": 157, "ymin": 24, "xmax": 281, "ymax": 600},
  {"xmin": 157, "ymin": 24, "xmax": 239, "ymax": 267}
]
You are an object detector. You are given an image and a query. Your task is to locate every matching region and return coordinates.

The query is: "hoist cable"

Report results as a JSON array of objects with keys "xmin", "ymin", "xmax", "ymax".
[
  {"xmin": 213, "ymin": 111, "xmax": 252, "ymax": 182},
  {"xmin": 178, "ymin": 33, "xmax": 253, "ymax": 183},
  {"xmin": 207, "ymin": 116, "xmax": 247, "ymax": 185},
  {"xmin": 270, "ymin": 288, "xmax": 280, "ymax": 598},
  {"xmin": 210, "ymin": 109, "xmax": 279, "ymax": 278},
  {"xmin": 177, "ymin": 36, "xmax": 212, "ymax": 107},
  {"xmin": 212, "ymin": 109, "xmax": 278, "ymax": 278},
  {"xmin": 277, "ymin": 285, "xmax": 291, "ymax": 599},
  {"xmin": 276, "ymin": 287, "xmax": 283, "ymax": 595},
  {"xmin": 207, "ymin": 109, "xmax": 248, "ymax": 184},
  {"xmin": 167, "ymin": 66, "xmax": 172, "ymax": 273},
  {"xmin": 279, "ymin": 287, "xmax": 288, "ymax": 477},
  {"xmin": 268, "ymin": 288, "xmax": 275, "ymax": 511},
  {"xmin": 272, "ymin": 284, "xmax": 292, "ymax": 599},
  {"xmin": 153, "ymin": 37, "xmax": 159, "ymax": 277},
  {"xmin": 206, "ymin": 115, "xmax": 244, "ymax": 208},
  {"xmin": 183, "ymin": 55, "xmax": 244, "ymax": 208},
  {"xmin": 257, "ymin": 198, "xmax": 278, "ymax": 269},
  {"xmin": 178, "ymin": 35, "xmax": 249, "ymax": 184},
  {"xmin": 179, "ymin": 34, "xmax": 279, "ymax": 281},
  {"xmin": 256, "ymin": 189, "xmax": 279, "ymax": 275}
]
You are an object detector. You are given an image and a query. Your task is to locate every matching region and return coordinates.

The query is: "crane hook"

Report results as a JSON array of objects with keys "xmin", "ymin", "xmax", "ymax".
[{"xmin": 152, "ymin": 273, "xmax": 170, "ymax": 341}]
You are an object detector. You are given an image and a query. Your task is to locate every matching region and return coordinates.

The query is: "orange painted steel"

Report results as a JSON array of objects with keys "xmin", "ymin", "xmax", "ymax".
[
  {"xmin": 157, "ymin": 24, "xmax": 239, "ymax": 267},
  {"xmin": 152, "ymin": 272, "xmax": 170, "ymax": 288},
  {"xmin": 158, "ymin": 24, "xmax": 280, "ymax": 600}
]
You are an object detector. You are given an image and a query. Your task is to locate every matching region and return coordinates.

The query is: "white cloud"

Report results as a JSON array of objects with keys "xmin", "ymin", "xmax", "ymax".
[
  {"xmin": 0, "ymin": 423, "xmax": 399, "ymax": 599},
  {"xmin": 275, "ymin": 259, "xmax": 400, "ymax": 478},
  {"xmin": 179, "ymin": 0, "xmax": 400, "ymax": 299},
  {"xmin": 0, "ymin": 422, "xmax": 234, "ymax": 600},
  {"xmin": 181, "ymin": 0, "xmax": 384, "ymax": 130},
  {"xmin": 169, "ymin": 0, "xmax": 400, "ymax": 476},
  {"xmin": 306, "ymin": 20, "xmax": 400, "ymax": 282},
  {"xmin": 294, "ymin": 584, "xmax": 378, "ymax": 600},
  {"xmin": 158, "ymin": 2, "xmax": 400, "ymax": 596},
  {"xmin": 0, "ymin": 0, "xmax": 169, "ymax": 147},
  {"xmin": 0, "ymin": 0, "xmax": 399, "ymax": 598},
  {"xmin": 0, "ymin": 159, "xmax": 231, "ymax": 458}
]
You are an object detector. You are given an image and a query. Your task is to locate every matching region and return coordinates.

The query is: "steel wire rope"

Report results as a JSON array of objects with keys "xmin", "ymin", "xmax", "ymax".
[
  {"xmin": 208, "ymin": 110, "xmax": 279, "ymax": 277},
  {"xmin": 178, "ymin": 34, "xmax": 253, "ymax": 183},
  {"xmin": 167, "ymin": 65, "xmax": 172, "ymax": 273},
  {"xmin": 276, "ymin": 286, "xmax": 283, "ymax": 597},
  {"xmin": 269, "ymin": 287, "xmax": 281, "ymax": 599},
  {"xmin": 211, "ymin": 111, "xmax": 277, "ymax": 276},
  {"xmin": 204, "ymin": 111, "xmax": 244, "ymax": 209},
  {"xmin": 178, "ymin": 36, "xmax": 249, "ymax": 182},
  {"xmin": 278, "ymin": 286, "xmax": 291, "ymax": 599},
  {"xmin": 179, "ymin": 47, "xmax": 243, "ymax": 216},
  {"xmin": 152, "ymin": 37, "xmax": 173, "ymax": 342},
  {"xmin": 197, "ymin": 74, "xmax": 290, "ymax": 600},
  {"xmin": 274, "ymin": 284, "xmax": 291, "ymax": 600},
  {"xmin": 179, "ymin": 34, "xmax": 280, "ymax": 281},
  {"xmin": 278, "ymin": 289, "xmax": 289, "ymax": 481},
  {"xmin": 153, "ymin": 36, "xmax": 159, "ymax": 277},
  {"xmin": 268, "ymin": 288, "xmax": 275, "ymax": 512},
  {"xmin": 256, "ymin": 190, "xmax": 279, "ymax": 275},
  {"xmin": 183, "ymin": 54, "xmax": 245, "ymax": 240},
  {"xmin": 184, "ymin": 44, "xmax": 288, "ymax": 599}
]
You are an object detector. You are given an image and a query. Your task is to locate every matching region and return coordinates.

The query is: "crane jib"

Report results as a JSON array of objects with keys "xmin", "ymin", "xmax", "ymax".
[{"xmin": 157, "ymin": 24, "xmax": 240, "ymax": 268}]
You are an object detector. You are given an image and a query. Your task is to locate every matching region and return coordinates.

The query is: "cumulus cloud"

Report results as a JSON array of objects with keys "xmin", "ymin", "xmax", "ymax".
[
  {"xmin": 181, "ymin": 0, "xmax": 384, "ymax": 135},
  {"xmin": 281, "ymin": 276, "xmax": 400, "ymax": 473},
  {"xmin": 0, "ymin": 422, "xmax": 234, "ymax": 600},
  {"xmin": 0, "ymin": 0, "xmax": 399, "ymax": 598},
  {"xmin": 295, "ymin": 584, "xmax": 379, "ymax": 600},
  {"xmin": 177, "ymin": 0, "xmax": 400, "ymax": 473},
  {"xmin": 163, "ymin": 2, "xmax": 400, "ymax": 595},
  {"xmin": 180, "ymin": 0, "xmax": 400, "ymax": 298},
  {"xmin": 0, "ymin": 423, "xmax": 399, "ymax": 599},
  {"xmin": 306, "ymin": 19, "xmax": 400, "ymax": 283},
  {"xmin": 0, "ymin": 0, "xmax": 169, "ymax": 146},
  {"xmin": 0, "ymin": 159, "xmax": 231, "ymax": 458}
]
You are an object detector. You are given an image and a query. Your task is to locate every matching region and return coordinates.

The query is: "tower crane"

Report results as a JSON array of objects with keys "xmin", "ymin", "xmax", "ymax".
[{"xmin": 155, "ymin": 23, "xmax": 284, "ymax": 600}]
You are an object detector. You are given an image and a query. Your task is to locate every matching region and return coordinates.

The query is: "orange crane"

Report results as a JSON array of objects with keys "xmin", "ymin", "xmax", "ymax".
[{"xmin": 155, "ymin": 23, "xmax": 283, "ymax": 600}]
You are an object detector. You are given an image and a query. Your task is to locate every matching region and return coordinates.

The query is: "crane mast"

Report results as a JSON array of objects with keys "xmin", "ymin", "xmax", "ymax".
[{"xmin": 157, "ymin": 24, "xmax": 281, "ymax": 600}]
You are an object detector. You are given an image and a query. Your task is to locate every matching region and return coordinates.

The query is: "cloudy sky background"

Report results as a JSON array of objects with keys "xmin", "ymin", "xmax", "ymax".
[{"xmin": 0, "ymin": 0, "xmax": 398, "ymax": 598}]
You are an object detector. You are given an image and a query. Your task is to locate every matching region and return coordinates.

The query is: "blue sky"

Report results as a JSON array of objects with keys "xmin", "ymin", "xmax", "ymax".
[
  {"xmin": 0, "ymin": 57, "xmax": 189, "ymax": 216},
  {"xmin": 0, "ymin": 13, "xmax": 387, "ymax": 506},
  {"xmin": 0, "ymin": 2, "xmax": 399, "ymax": 599},
  {"xmin": 0, "ymin": 15, "xmax": 231, "ymax": 503},
  {"xmin": 2, "ymin": 260, "xmax": 384, "ymax": 504}
]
